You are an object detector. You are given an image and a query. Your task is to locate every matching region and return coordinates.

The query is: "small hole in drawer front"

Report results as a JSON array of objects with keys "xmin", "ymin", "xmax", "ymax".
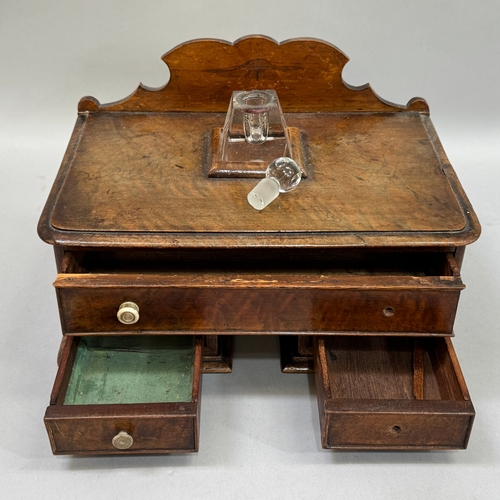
[
  {"xmin": 383, "ymin": 307, "xmax": 395, "ymax": 317},
  {"xmin": 391, "ymin": 426, "xmax": 401, "ymax": 433}
]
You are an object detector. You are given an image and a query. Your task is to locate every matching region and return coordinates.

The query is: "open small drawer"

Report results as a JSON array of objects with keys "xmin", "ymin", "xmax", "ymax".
[
  {"xmin": 45, "ymin": 335, "xmax": 202, "ymax": 455},
  {"xmin": 313, "ymin": 336, "xmax": 474, "ymax": 450}
]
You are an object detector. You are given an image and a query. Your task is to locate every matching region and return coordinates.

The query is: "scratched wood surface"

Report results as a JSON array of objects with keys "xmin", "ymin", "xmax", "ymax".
[
  {"xmin": 322, "ymin": 337, "xmax": 442, "ymax": 400},
  {"xmin": 39, "ymin": 37, "xmax": 480, "ymax": 455},
  {"xmin": 48, "ymin": 112, "xmax": 467, "ymax": 236},
  {"xmin": 54, "ymin": 267, "xmax": 463, "ymax": 335}
]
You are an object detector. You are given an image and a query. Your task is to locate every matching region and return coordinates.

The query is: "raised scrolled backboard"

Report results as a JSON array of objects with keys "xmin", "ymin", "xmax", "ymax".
[{"xmin": 78, "ymin": 35, "xmax": 429, "ymax": 114}]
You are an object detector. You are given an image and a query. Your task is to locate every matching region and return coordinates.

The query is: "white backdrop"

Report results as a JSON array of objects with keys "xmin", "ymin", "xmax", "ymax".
[{"xmin": 1, "ymin": 1, "xmax": 499, "ymax": 499}]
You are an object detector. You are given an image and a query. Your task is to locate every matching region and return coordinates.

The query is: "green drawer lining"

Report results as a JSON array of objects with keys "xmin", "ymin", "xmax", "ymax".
[{"xmin": 64, "ymin": 336, "xmax": 195, "ymax": 405}]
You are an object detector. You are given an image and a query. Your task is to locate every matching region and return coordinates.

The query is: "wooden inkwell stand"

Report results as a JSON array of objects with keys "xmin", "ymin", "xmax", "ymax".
[{"xmin": 38, "ymin": 36, "xmax": 480, "ymax": 455}]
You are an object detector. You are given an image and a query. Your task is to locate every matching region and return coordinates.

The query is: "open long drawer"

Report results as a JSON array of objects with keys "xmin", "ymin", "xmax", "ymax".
[{"xmin": 54, "ymin": 250, "xmax": 464, "ymax": 336}]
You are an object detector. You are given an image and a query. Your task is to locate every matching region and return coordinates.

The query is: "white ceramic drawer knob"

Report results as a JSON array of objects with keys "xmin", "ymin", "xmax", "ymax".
[
  {"xmin": 117, "ymin": 302, "xmax": 140, "ymax": 325},
  {"xmin": 112, "ymin": 431, "xmax": 134, "ymax": 450}
]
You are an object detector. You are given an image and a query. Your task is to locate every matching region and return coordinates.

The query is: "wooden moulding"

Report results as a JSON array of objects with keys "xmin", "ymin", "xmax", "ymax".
[
  {"xmin": 313, "ymin": 336, "xmax": 474, "ymax": 450},
  {"xmin": 37, "ymin": 36, "xmax": 480, "ymax": 250},
  {"xmin": 45, "ymin": 336, "xmax": 203, "ymax": 455},
  {"xmin": 208, "ymin": 127, "xmax": 308, "ymax": 178}
]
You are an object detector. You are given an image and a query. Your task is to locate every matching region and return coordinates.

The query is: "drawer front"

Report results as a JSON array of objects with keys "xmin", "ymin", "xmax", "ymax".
[
  {"xmin": 314, "ymin": 336, "xmax": 474, "ymax": 450},
  {"xmin": 322, "ymin": 401, "xmax": 474, "ymax": 449},
  {"xmin": 55, "ymin": 272, "xmax": 463, "ymax": 335},
  {"xmin": 45, "ymin": 335, "xmax": 202, "ymax": 455},
  {"xmin": 45, "ymin": 404, "xmax": 199, "ymax": 455}
]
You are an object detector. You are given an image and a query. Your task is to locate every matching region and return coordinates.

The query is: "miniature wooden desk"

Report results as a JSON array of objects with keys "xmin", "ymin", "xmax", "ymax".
[{"xmin": 38, "ymin": 36, "xmax": 480, "ymax": 454}]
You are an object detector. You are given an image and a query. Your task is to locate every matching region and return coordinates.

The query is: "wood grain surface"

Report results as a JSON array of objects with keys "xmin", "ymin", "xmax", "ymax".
[{"xmin": 39, "ymin": 36, "xmax": 480, "ymax": 456}]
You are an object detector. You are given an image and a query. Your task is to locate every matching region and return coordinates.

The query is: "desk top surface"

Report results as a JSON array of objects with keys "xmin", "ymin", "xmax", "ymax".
[
  {"xmin": 38, "ymin": 37, "xmax": 480, "ymax": 249},
  {"xmin": 39, "ymin": 111, "xmax": 479, "ymax": 249}
]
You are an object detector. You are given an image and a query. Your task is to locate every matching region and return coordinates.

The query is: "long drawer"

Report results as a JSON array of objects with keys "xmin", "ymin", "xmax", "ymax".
[{"xmin": 54, "ymin": 252, "xmax": 464, "ymax": 335}]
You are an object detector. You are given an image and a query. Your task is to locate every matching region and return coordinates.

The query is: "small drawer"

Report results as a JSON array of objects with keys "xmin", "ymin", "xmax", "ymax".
[
  {"xmin": 54, "ymin": 251, "xmax": 463, "ymax": 335},
  {"xmin": 313, "ymin": 336, "xmax": 474, "ymax": 450},
  {"xmin": 45, "ymin": 335, "xmax": 202, "ymax": 455}
]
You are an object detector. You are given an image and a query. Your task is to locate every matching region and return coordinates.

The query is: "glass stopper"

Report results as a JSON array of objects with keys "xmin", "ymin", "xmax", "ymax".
[{"xmin": 247, "ymin": 157, "xmax": 302, "ymax": 210}]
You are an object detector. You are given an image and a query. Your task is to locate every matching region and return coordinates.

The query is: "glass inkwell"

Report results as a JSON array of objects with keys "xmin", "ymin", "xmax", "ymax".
[
  {"xmin": 221, "ymin": 90, "xmax": 289, "ymax": 163},
  {"xmin": 209, "ymin": 89, "xmax": 306, "ymax": 209}
]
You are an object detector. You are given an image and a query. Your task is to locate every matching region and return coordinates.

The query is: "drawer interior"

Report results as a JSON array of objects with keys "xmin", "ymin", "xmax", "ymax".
[
  {"xmin": 60, "ymin": 248, "xmax": 459, "ymax": 277},
  {"xmin": 320, "ymin": 336, "xmax": 465, "ymax": 401},
  {"xmin": 63, "ymin": 336, "xmax": 196, "ymax": 405}
]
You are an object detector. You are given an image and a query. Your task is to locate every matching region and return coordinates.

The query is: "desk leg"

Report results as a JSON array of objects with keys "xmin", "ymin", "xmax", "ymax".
[
  {"xmin": 280, "ymin": 335, "xmax": 314, "ymax": 373},
  {"xmin": 202, "ymin": 335, "xmax": 233, "ymax": 373}
]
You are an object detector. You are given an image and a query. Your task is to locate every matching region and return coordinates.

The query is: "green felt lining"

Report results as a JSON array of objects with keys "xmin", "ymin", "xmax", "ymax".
[{"xmin": 64, "ymin": 336, "xmax": 195, "ymax": 405}]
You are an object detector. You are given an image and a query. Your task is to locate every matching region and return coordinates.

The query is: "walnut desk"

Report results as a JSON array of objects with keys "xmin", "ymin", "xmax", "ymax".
[{"xmin": 38, "ymin": 36, "xmax": 481, "ymax": 455}]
